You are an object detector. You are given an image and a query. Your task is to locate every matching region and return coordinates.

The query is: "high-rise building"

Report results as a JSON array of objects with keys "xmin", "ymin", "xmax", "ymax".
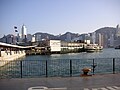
[
  {"xmin": 79, "ymin": 34, "xmax": 91, "ymax": 43},
  {"xmin": 109, "ymin": 34, "xmax": 114, "ymax": 47},
  {"xmin": 35, "ymin": 34, "xmax": 41, "ymax": 42},
  {"xmin": 17, "ymin": 33, "xmax": 20, "ymax": 42},
  {"xmin": 91, "ymin": 32, "xmax": 96, "ymax": 44},
  {"xmin": 1, "ymin": 34, "xmax": 14, "ymax": 44},
  {"xmin": 116, "ymin": 24, "xmax": 120, "ymax": 37},
  {"xmin": 98, "ymin": 33, "xmax": 103, "ymax": 46},
  {"xmin": 27, "ymin": 34, "xmax": 32, "ymax": 42},
  {"xmin": 32, "ymin": 35, "xmax": 36, "ymax": 42},
  {"xmin": 21, "ymin": 24, "xmax": 27, "ymax": 40}
]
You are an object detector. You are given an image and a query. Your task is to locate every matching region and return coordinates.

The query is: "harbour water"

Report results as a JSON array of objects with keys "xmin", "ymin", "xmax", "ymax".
[
  {"xmin": 0, "ymin": 48, "xmax": 120, "ymax": 78},
  {"xmin": 21, "ymin": 48, "xmax": 120, "ymax": 60}
]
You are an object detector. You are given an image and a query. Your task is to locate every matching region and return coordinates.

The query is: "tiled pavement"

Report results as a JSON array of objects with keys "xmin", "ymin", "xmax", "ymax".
[
  {"xmin": 84, "ymin": 86, "xmax": 120, "ymax": 90},
  {"xmin": 0, "ymin": 74, "xmax": 120, "ymax": 90},
  {"xmin": 28, "ymin": 86, "xmax": 120, "ymax": 90}
]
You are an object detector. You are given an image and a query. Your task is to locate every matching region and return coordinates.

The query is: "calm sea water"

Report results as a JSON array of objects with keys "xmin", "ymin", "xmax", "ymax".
[{"xmin": 21, "ymin": 48, "xmax": 120, "ymax": 61}]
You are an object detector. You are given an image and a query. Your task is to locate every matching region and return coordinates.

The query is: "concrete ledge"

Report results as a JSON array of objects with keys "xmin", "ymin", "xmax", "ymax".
[{"xmin": 0, "ymin": 52, "xmax": 25, "ymax": 67}]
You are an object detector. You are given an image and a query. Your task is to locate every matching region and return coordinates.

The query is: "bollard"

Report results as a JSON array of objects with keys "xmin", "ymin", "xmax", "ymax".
[{"xmin": 81, "ymin": 68, "xmax": 92, "ymax": 76}]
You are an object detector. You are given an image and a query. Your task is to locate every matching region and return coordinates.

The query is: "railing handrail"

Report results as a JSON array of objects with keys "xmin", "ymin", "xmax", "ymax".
[
  {"xmin": 0, "ymin": 58, "xmax": 120, "ymax": 79},
  {"xmin": 1, "ymin": 57, "xmax": 120, "ymax": 61}
]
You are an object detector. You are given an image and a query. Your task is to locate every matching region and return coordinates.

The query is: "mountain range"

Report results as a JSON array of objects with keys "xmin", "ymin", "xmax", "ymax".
[
  {"xmin": 0, "ymin": 26, "xmax": 118, "ymax": 42},
  {"xmin": 34, "ymin": 32, "xmax": 79, "ymax": 41},
  {"xmin": 34, "ymin": 27, "xmax": 117, "ymax": 41}
]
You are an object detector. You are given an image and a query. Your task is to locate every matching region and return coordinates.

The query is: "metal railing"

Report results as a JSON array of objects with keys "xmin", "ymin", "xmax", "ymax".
[{"xmin": 0, "ymin": 58, "xmax": 120, "ymax": 78}]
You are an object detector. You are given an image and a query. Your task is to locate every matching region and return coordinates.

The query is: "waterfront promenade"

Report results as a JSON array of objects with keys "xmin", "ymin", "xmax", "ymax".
[{"xmin": 0, "ymin": 74, "xmax": 120, "ymax": 90}]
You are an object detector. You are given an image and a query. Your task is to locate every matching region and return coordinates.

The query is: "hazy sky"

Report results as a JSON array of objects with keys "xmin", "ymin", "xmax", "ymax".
[{"xmin": 0, "ymin": 0, "xmax": 120, "ymax": 37}]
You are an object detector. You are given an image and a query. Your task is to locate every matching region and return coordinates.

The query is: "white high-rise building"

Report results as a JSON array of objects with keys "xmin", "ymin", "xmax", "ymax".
[{"xmin": 21, "ymin": 24, "xmax": 27, "ymax": 40}]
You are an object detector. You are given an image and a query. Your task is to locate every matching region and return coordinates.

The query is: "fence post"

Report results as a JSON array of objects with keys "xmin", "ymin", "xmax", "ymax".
[
  {"xmin": 113, "ymin": 58, "xmax": 115, "ymax": 74},
  {"xmin": 92, "ymin": 59, "xmax": 97, "ymax": 75},
  {"xmin": 46, "ymin": 60, "xmax": 48, "ymax": 77},
  {"xmin": 93, "ymin": 59, "xmax": 95, "ymax": 75},
  {"xmin": 70, "ymin": 60, "xmax": 72, "ymax": 77},
  {"xmin": 20, "ymin": 61, "xmax": 22, "ymax": 78}
]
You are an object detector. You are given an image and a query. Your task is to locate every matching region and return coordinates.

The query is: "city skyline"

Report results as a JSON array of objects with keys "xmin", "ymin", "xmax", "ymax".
[{"xmin": 0, "ymin": 0, "xmax": 120, "ymax": 38}]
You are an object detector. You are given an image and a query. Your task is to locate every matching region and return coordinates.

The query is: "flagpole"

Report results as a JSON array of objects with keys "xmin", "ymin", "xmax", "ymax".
[{"xmin": 14, "ymin": 26, "xmax": 18, "ymax": 45}]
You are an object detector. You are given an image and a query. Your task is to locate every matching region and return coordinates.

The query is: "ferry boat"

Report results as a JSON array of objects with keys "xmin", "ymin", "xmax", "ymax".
[
  {"xmin": 85, "ymin": 44, "xmax": 103, "ymax": 52},
  {"xmin": 115, "ymin": 45, "xmax": 120, "ymax": 49}
]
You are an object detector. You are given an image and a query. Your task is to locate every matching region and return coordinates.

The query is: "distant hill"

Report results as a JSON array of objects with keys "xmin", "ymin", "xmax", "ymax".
[
  {"xmin": 34, "ymin": 32, "xmax": 59, "ymax": 40},
  {"xmin": 95, "ymin": 27, "xmax": 117, "ymax": 48},
  {"xmin": 34, "ymin": 32, "xmax": 79, "ymax": 41},
  {"xmin": 34, "ymin": 27, "xmax": 117, "ymax": 42},
  {"xmin": 95, "ymin": 27, "xmax": 116, "ymax": 34},
  {"xmin": 59, "ymin": 32, "xmax": 79, "ymax": 41},
  {"xmin": 95, "ymin": 27, "xmax": 117, "ymax": 39}
]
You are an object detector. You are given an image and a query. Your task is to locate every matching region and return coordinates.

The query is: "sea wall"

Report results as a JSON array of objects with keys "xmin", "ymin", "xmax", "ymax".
[{"xmin": 0, "ymin": 50, "xmax": 26, "ymax": 67}]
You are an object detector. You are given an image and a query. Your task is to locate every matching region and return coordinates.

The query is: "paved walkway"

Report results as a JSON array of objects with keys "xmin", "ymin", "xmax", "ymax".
[{"xmin": 0, "ymin": 74, "xmax": 120, "ymax": 90}]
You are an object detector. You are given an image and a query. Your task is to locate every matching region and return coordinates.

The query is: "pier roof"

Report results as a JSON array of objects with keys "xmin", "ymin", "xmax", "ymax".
[{"xmin": 0, "ymin": 42, "xmax": 26, "ymax": 49}]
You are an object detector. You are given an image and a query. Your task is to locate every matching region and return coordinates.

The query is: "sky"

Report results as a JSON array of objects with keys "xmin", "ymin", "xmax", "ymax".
[{"xmin": 0, "ymin": 0, "xmax": 120, "ymax": 38}]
